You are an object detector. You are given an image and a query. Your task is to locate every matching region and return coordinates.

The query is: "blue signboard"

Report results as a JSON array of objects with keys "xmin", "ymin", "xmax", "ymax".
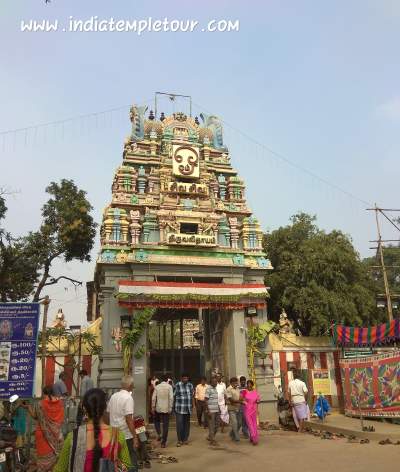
[{"xmin": 0, "ymin": 303, "xmax": 40, "ymax": 399}]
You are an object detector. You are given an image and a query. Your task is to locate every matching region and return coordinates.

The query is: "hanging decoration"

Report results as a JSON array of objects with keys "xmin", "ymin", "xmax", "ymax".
[{"xmin": 332, "ymin": 319, "xmax": 400, "ymax": 346}]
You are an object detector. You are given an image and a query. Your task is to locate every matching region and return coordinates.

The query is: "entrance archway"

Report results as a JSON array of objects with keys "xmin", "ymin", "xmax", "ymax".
[{"xmin": 148, "ymin": 308, "xmax": 202, "ymax": 383}]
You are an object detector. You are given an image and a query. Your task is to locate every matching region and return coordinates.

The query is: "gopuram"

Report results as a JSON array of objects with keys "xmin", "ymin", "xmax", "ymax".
[{"xmin": 94, "ymin": 102, "xmax": 272, "ymax": 415}]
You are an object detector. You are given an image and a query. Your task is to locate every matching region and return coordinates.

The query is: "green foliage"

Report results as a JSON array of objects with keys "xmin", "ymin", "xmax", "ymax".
[
  {"xmin": 0, "ymin": 194, "xmax": 39, "ymax": 302},
  {"xmin": 264, "ymin": 213, "xmax": 382, "ymax": 336},
  {"xmin": 39, "ymin": 326, "xmax": 101, "ymax": 395},
  {"xmin": 39, "ymin": 326, "xmax": 102, "ymax": 356},
  {"xmin": 247, "ymin": 321, "xmax": 276, "ymax": 384},
  {"xmin": 122, "ymin": 307, "xmax": 155, "ymax": 373},
  {"xmin": 0, "ymin": 180, "xmax": 97, "ymax": 302},
  {"xmin": 363, "ymin": 245, "xmax": 400, "ymax": 299},
  {"xmin": 117, "ymin": 292, "xmax": 265, "ymax": 303}
]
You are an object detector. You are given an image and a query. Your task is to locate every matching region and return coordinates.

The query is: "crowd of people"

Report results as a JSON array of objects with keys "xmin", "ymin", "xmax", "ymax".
[
  {"xmin": 150, "ymin": 372, "xmax": 260, "ymax": 447},
  {"xmin": 11, "ymin": 367, "xmax": 309, "ymax": 472}
]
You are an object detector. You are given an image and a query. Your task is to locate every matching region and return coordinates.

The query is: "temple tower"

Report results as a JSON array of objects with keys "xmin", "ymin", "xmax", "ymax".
[{"xmin": 94, "ymin": 103, "xmax": 271, "ymax": 415}]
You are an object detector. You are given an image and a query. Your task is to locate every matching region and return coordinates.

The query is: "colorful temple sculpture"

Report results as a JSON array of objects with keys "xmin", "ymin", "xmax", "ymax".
[{"xmin": 94, "ymin": 104, "xmax": 272, "ymax": 415}]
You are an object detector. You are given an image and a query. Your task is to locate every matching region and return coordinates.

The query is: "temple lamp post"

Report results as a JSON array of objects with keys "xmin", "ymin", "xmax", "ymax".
[{"xmin": 69, "ymin": 324, "xmax": 82, "ymax": 395}]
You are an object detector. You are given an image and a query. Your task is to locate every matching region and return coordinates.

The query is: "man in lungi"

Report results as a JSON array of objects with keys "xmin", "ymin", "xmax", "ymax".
[{"xmin": 288, "ymin": 369, "xmax": 309, "ymax": 432}]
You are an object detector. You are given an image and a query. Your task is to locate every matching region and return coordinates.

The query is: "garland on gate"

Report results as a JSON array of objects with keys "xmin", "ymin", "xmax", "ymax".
[{"xmin": 117, "ymin": 292, "xmax": 267, "ymax": 303}]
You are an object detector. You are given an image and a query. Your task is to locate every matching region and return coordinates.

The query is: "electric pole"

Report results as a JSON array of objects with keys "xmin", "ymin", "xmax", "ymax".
[{"xmin": 373, "ymin": 205, "xmax": 393, "ymax": 322}]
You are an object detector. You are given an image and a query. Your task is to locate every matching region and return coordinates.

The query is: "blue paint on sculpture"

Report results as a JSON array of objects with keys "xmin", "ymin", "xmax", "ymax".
[
  {"xmin": 257, "ymin": 257, "xmax": 271, "ymax": 269},
  {"xmin": 130, "ymin": 105, "xmax": 148, "ymax": 141},
  {"xmin": 102, "ymin": 250, "xmax": 116, "ymax": 263},
  {"xmin": 135, "ymin": 249, "xmax": 148, "ymax": 262},
  {"xmin": 137, "ymin": 166, "xmax": 147, "ymax": 194},
  {"xmin": 200, "ymin": 113, "xmax": 226, "ymax": 150},
  {"xmin": 232, "ymin": 254, "xmax": 245, "ymax": 265},
  {"xmin": 218, "ymin": 174, "xmax": 227, "ymax": 200},
  {"xmin": 183, "ymin": 199, "xmax": 194, "ymax": 211}
]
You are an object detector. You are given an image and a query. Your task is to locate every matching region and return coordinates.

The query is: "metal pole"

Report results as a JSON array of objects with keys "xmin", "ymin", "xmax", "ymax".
[
  {"xmin": 198, "ymin": 308, "xmax": 204, "ymax": 376},
  {"xmin": 41, "ymin": 296, "xmax": 50, "ymax": 391},
  {"xmin": 180, "ymin": 315, "xmax": 184, "ymax": 374},
  {"xmin": 170, "ymin": 320, "xmax": 175, "ymax": 380},
  {"xmin": 76, "ymin": 330, "xmax": 82, "ymax": 396},
  {"xmin": 375, "ymin": 204, "xmax": 393, "ymax": 322},
  {"xmin": 163, "ymin": 322, "xmax": 167, "ymax": 374}
]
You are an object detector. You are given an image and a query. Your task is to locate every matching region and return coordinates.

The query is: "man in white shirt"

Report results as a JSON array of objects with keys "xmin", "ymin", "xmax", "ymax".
[
  {"xmin": 216, "ymin": 373, "xmax": 229, "ymax": 431},
  {"xmin": 107, "ymin": 375, "xmax": 139, "ymax": 471},
  {"xmin": 288, "ymin": 369, "xmax": 309, "ymax": 432},
  {"xmin": 152, "ymin": 374, "xmax": 174, "ymax": 447}
]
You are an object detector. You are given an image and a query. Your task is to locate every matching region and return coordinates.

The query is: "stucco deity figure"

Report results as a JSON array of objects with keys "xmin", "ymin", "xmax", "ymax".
[
  {"xmin": 51, "ymin": 308, "xmax": 67, "ymax": 329},
  {"xmin": 200, "ymin": 113, "xmax": 225, "ymax": 149},
  {"xmin": 130, "ymin": 104, "xmax": 148, "ymax": 141},
  {"xmin": 129, "ymin": 210, "xmax": 141, "ymax": 245},
  {"xmin": 279, "ymin": 310, "xmax": 295, "ymax": 335},
  {"xmin": 111, "ymin": 327, "xmax": 122, "ymax": 352}
]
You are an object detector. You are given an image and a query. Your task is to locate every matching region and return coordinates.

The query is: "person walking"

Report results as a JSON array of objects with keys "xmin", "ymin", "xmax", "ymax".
[
  {"xmin": 79, "ymin": 369, "xmax": 94, "ymax": 397},
  {"xmin": 173, "ymin": 373, "xmax": 194, "ymax": 447},
  {"xmin": 226, "ymin": 377, "xmax": 242, "ymax": 442},
  {"xmin": 77, "ymin": 369, "xmax": 94, "ymax": 426},
  {"xmin": 195, "ymin": 377, "xmax": 209, "ymax": 428},
  {"xmin": 204, "ymin": 376, "xmax": 220, "ymax": 446},
  {"xmin": 53, "ymin": 372, "xmax": 68, "ymax": 398},
  {"xmin": 26, "ymin": 386, "xmax": 64, "ymax": 471},
  {"xmin": 54, "ymin": 388, "xmax": 131, "ymax": 472},
  {"xmin": 152, "ymin": 374, "xmax": 173, "ymax": 448},
  {"xmin": 107, "ymin": 375, "xmax": 139, "ymax": 471},
  {"xmin": 215, "ymin": 373, "xmax": 228, "ymax": 432},
  {"xmin": 241, "ymin": 380, "xmax": 261, "ymax": 445},
  {"xmin": 238, "ymin": 375, "xmax": 249, "ymax": 438},
  {"xmin": 288, "ymin": 369, "xmax": 309, "ymax": 433}
]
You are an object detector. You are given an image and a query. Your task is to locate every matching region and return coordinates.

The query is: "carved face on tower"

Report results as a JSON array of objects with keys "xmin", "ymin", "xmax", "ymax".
[{"xmin": 172, "ymin": 145, "xmax": 199, "ymax": 179}]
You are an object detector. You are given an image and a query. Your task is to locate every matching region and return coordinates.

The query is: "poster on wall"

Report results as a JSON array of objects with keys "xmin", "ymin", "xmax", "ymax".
[
  {"xmin": 312, "ymin": 369, "xmax": 331, "ymax": 395},
  {"xmin": 0, "ymin": 303, "xmax": 40, "ymax": 399}
]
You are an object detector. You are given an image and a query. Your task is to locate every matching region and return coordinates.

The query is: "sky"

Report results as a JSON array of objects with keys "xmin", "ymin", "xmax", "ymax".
[{"xmin": 1, "ymin": 0, "xmax": 399, "ymax": 325}]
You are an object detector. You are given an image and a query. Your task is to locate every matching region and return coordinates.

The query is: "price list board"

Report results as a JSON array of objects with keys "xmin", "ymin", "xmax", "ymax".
[{"xmin": 0, "ymin": 303, "xmax": 40, "ymax": 399}]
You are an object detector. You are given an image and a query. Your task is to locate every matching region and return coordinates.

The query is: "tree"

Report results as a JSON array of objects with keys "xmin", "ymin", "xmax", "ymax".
[
  {"xmin": 0, "ymin": 191, "xmax": 38, "ymax": 302},
  {"xmin": 264, "ymin": 213, "xmax": 382, "ymax": 336},
  {"xmin": 363, "ymin": 245, "xmax": 400, "ymax": 311},
  {"xmin": 0, "ymin": 180, "xmax": 97, "ymax": 302},
  {"xmin": 38, "ymin": 326, "xmax": 101, "ymax": 395}
]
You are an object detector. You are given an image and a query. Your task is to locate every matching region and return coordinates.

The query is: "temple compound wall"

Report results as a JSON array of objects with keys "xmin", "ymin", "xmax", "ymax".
[{"xmin": 93, "ymin": 104, "xmax": 271, "ymax": 417}]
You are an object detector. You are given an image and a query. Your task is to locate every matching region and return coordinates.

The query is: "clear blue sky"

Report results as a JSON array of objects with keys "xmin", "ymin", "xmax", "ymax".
[{"xmin": 1, "ymin": 0, "xmax": 399, "ymax": 324}]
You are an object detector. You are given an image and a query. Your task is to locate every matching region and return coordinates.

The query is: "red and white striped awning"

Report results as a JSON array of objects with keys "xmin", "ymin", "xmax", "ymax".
[{"xmin": 118, "ymin": 280, "xmax": 268, "ymax": 309}]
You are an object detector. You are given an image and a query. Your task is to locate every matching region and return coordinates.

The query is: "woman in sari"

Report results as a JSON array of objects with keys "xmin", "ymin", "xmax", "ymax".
[
  {"xmin": 27, "ymin": 385, "xmax": 64, "ymax": 471},
  {"xmin": 240, "ymin": 380, "xmax": 261, "ymax": 445},
  {"xmin": 54, "ymin": 388, "xmax": 131, "ymax": 472}
]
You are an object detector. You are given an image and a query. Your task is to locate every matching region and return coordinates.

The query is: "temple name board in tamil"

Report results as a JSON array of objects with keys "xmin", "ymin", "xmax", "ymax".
[
  {"xmin": 0, "ymin": 303, "xmax": 40, "ymax": 399},
  {"xmin": 167, "ymin": 233, "xmax": 216, "ymax": 247},
  {"xmin": 168, "ymin": 181, "xmax": 209, "ymax": 196}
]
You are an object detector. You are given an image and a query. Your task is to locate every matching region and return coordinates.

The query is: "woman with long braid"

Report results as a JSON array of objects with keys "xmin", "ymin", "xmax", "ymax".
[{"xmin": 54, "ymin": 388, "xmax": 131, "ymax": 472}]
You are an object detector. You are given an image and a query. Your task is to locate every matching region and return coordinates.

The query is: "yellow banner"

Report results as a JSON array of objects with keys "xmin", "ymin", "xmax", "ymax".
[{"xmin": 312, "ymin": 369, "xmax": 331, "ymax": 395}]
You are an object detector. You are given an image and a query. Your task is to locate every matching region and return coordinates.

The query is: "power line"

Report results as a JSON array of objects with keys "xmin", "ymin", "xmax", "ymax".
[
  {"xmin": 0, "ymin": 98, "xmax": 153, "ymax": 140},
  {"xmin": 193, "ymin": 100, "xmax": 373, "ymax": 207},
  {"xmin": 1, "ymin": 97, "xmax": 374, "ymax": 208}
]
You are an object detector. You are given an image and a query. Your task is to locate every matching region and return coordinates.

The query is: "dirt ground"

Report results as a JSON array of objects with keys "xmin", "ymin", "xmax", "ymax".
[{"xmin": 150, "ymin": 424, "xmax": 400, "ymax": 472}]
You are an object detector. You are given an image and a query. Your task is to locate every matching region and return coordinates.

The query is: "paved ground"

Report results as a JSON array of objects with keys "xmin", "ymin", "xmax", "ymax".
[
  {"xmin": 309, "ymin": 412, "xmax": 400, "ymax": 434},
  {"xmin": 149, "ymin": 423, "xmax": 400, "ymax": 472}
]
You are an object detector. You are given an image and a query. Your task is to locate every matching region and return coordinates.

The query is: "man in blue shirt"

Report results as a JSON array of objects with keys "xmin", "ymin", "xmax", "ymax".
[
  {"xmin": 173, "ymin": 373, "xmax": 194, "ymax": 447},
  {"xmin": 53, "ymin": 372, "xmax": 68, "ymax": 398}
]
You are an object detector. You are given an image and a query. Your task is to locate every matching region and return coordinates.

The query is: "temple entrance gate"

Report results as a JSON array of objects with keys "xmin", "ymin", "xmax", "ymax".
[
  {"xmin": 149, "ymin": 309, "xmax": 201, "ymax": 383},
  {"xmin": 93, "ymin": 98, "xmax": 272, "ymax": 417}
]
